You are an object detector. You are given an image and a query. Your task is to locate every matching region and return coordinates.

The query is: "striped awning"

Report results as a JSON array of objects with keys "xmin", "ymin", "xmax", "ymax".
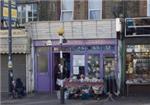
[{"xmin": 0, "ymin": 37, "xmax": 30, "ymax": 54}]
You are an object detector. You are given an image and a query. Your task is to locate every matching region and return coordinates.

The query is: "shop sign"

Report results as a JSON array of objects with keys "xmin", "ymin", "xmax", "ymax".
[
  {"xmin": 3, "ymin": 7, "xmax": 17, "ymax": 20},
  {"xmin": 125, "ymin": 17, "xmax": 150, "ymax": 37},
  {"xmin": 46, "ymin": 40, "xmax": 52, "ymax": 46}
]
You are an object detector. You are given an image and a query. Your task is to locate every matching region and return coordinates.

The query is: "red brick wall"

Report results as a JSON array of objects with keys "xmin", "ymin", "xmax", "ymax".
[
  {"xmin": 74, "ymin": 0, "xmax": 88, "ymax": 20},
  {"xmin": 139, "ymin": 0, "xmax": 147, "ymax": 17},
  {"xmin": 102, "ymin": 0, "xmax": 147, "ymax": 18},
  {"xmin": 39, "ymin": 0, "xmax": 61, "ymax": 21}
]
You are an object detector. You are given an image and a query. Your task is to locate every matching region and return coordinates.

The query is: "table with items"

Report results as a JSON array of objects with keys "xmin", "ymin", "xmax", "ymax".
[{"xmin": 64, "ymin": 78, "xmax": 104, "ymax": 99}]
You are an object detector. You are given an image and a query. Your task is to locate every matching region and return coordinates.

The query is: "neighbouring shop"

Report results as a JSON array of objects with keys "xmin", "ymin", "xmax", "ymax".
[
  {"xmin": 0, "ymin": 34, "xmax": 30, "ymax": 96},
  {"xmin": 125, "ymin": 37, "xmax": 150, "ymax": 96},
  {"xmin": 33, "ymin": 39, "xmax": 119, "ymax": 93},
  {"xmin": 1, "ymin": 54, "xmax": 26, "ymax": 94}
]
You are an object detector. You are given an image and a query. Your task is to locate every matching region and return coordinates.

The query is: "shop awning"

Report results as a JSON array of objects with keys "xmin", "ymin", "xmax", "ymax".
[
  {"xmin": 0, "ymin": 29, "xmax": 30, "ymax": 54},
  {"xmin": 0, "ymin": 37, "xmax": 30, "ymax": 54}
]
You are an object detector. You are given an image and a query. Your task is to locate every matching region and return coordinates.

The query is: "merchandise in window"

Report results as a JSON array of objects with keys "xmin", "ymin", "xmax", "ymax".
[
  {"xmin": 87, "ymin": 54, "xmax": 100, "ymax": 79},
  {"xmin": 104, "ymin": 57, "xmax": 116, "ymax": 78},
  {"xmin": 126, "ymin": 45, "xmax": 150, "ymax": 84}
]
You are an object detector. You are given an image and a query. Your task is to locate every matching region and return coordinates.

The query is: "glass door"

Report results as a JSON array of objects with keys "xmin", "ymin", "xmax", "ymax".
[
  {"xmin": 103, "ymin": 55, "xmax": 117, "ymax": 94},
  {"xmin": 103, "ymin": 56, "xmax": 116, "ymax": 78}
]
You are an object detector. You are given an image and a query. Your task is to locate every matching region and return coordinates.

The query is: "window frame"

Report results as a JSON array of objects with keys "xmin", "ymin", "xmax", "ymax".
[
  {"xmin": 17, "ymin": 3, "xmax": 38, "ymax": 25},
  {"xmin": 88, "ymin": 0, "xmax": 102, "ymax": 20},
  {"xmin": 60, "ymin": 0, "xmax": 74, "ymax": 21},
  {"xmin": 89, "ymin": 9, "xmax": 101, "ymax": 20}
]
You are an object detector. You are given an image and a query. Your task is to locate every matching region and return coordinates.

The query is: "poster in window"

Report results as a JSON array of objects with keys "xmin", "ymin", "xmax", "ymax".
[
  {"xmin": 73, "ymin": 67, "xmax": 79, "ymax": 75},
  {"xmin": 73, "ymin": 55, "xmax": 85, "ymax": 66}
]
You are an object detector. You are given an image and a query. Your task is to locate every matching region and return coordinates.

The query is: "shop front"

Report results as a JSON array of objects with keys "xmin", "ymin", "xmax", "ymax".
[
  {"xmin": 33, "ymin": 39, "xmax": 118, "ymax": 93},
  {"xmin": 125, "ymin": 38, "xmax": 150, "ymax": 96}
]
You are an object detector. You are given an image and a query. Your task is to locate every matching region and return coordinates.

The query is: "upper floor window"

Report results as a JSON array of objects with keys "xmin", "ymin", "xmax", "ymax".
[
  {"xmin": 88, "ymin": 0, "xmax": 102, "ymax": 20},
  {"xmin": 60, "ymin": 0, "xmax": 74, "ymax": 21},
  {"xmin": 147, "ymin": 0, "xmax": 150, "ymax": 16},
  {"xmin": 17, "ymin": 3, "xmax": 38, "ymax": 25}
]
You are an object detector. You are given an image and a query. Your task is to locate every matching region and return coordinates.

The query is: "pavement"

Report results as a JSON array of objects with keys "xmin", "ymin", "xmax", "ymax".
[{"xmin": 1, "ymin": 93, "xmax": 150, "ymax": 105}]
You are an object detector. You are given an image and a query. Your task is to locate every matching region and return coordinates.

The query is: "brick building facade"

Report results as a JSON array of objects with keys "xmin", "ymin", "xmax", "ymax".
[{"xmin": 16, "ymin": 0, "xmax": 148, "ymax": 24}]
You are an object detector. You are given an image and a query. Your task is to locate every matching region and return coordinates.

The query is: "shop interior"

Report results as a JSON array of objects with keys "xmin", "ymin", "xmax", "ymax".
[{"xmin": 126, "ymin": 45, "xmax": 150, "ymax": 84}]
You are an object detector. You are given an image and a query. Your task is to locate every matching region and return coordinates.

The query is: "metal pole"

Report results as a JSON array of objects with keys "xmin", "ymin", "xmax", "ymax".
[
  {"xmin": 8, "ymin": 0, "xmax": 13, "ymax": 97},
  {"xmin": 120, "ymin": 0, "xmax": 126, "ymax": 96},
  {"xmin": 59, "ymin": 36, "xmax": 64, "ymax": 104}
]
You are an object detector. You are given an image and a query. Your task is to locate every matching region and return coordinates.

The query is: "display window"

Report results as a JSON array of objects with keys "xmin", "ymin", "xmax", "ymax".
[
  {"xmin": 126, "ymin": 45, "xmax": 150, "ymax": 84},
  {"xmin": 72, "ymin": 54, "xmax": 85, "ymax": 78},
  {"xmin": 87, "ymin": 54, "xmax": 100, "ymax": 79}
]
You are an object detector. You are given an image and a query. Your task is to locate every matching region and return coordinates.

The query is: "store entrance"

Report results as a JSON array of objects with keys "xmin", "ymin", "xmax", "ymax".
[
  {"xmin": 53, "ymin": 53, "xmax": 70, "ymax": 90},
  {"xmin": 103, "ymin": 54, "xmax": 118, "ymax": 95}
]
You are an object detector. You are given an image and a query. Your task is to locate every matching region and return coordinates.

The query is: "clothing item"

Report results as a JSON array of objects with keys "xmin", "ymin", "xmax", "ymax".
[{"xmin": 105, "ymin": 76, "xmax": 117, "ymax": 94}]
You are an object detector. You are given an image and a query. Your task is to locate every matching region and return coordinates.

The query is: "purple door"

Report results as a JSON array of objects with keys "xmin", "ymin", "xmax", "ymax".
[{"xmin": 36, "ymin": 53, "xmax": 50, "ymax": 92}]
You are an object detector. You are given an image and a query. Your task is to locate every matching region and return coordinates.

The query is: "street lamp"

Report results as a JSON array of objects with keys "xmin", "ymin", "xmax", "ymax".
[
  {"xmin": 8, "ymin": 0, "xmax": 13, "ymax": 97},
  {"xmin": 57, "ymin": 27, "xmax": 65, "ymax": 104}
]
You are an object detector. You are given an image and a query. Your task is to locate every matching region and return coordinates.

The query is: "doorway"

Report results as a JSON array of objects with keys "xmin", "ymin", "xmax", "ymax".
[{"xmin": 53, "ymin": 53, "xmax": 70, "ymax": 90}]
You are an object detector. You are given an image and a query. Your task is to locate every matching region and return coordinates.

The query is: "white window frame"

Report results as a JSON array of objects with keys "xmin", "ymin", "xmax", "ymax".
[
  {"xmin": 17, "ymin": 4, "xmax": 37, "ymax": 25},
  {"xmin": 60, "ymin": 0, "xmax": 74, "ymax": 21},
  {"xmin": 147, "ymin": 0, "xmax": 150, "ymax": 16},
  {"xmin": 89, "ymin": 9, "xmax": 101, "ymax": 20},
  {"xmin": 88, "ymin": 0, "xmax": 102, "ymax": 20},
  {"xmin": 61, "ymin": 10, "xmax": 73, "ymax": 21}
]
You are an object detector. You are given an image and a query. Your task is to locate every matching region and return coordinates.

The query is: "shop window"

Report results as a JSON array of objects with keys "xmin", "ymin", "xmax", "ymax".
[
  {"xmin": 73, "ymin": 55, "xmax": 85, "ymax": 78},
  {"xmin": 126, "ymin": 45, "xmax": 150, "ymax": 84},
  {"xmin": 37, "ymin": 54, "xmax": 48, "ymax": 73},
  {"xmin": 87, "ymin": 54, "xmax": 100, "ymax": 79}
]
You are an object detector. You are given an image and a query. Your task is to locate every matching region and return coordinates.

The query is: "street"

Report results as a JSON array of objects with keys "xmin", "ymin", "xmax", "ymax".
[{"xmin": 1, "ymin": 93, "xmax": 150, "ymax": 105}]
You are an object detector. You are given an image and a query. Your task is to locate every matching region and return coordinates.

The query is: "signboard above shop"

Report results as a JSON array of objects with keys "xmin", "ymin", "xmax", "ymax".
[
  {"xmin": 3, "ymin": 7, "xmax": 17, "ymax": 20},
  {"xmin": 0, "ymin": 0, "xmax": 17, "ymax": 29},
  {"xmin": 1, "ymin": 0, "xmax": 17, "ymax": 21},
  {"xmin": 125, "ymin": 17, "xmax": 150, "ymax": 37}
]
